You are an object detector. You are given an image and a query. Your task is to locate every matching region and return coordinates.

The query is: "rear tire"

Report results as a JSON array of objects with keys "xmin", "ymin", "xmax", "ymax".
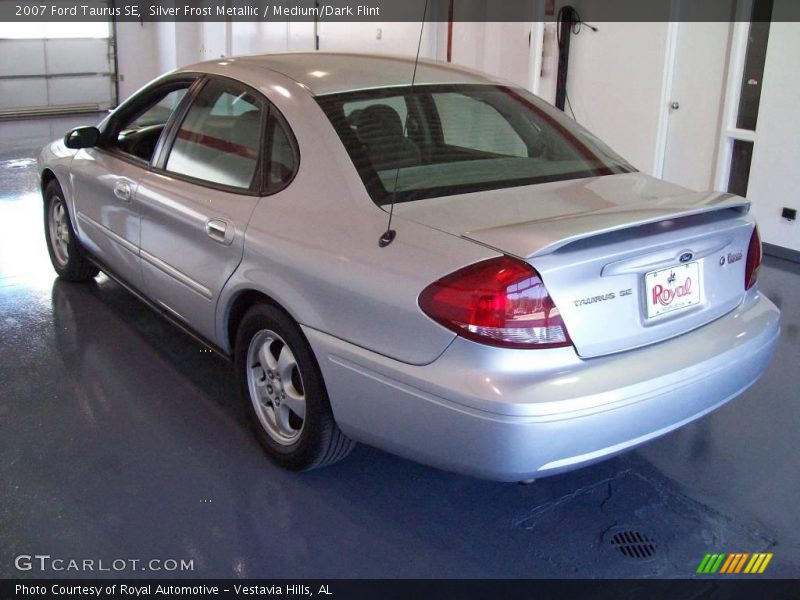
[
  {"xmin": 234, "ymin": 302, "xmax": 354, "ymax": 471},
  {"xmin": 43, "ymin": 180, "xmax": 98, "ymax": 282}
]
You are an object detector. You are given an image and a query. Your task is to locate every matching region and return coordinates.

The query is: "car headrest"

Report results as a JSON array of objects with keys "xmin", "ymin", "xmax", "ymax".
[{"xmin": 356, "ymin": 105, "xmax": 404, "ymax": 149}]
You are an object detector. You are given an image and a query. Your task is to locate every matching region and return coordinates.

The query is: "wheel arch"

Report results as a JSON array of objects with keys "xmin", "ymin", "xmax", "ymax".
[
  {"xmin": 224, "ymin": 288, "xmax": 299, "ymax": 355},
  {"xmin": 40, "ymin": 168, "xmax": 58, "ymax": 197},
  {"xmin": 40, "ymin": 168, "xmax": 79, "ymax": 233}
]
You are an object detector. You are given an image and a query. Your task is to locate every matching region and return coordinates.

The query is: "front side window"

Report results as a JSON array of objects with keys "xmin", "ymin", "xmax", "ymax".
[
  {"xmin": 316, "ymin": 84, "xmax": 634, "ymax": 204},
  {"xmin": 166, "ymin": 81, "xmax": 263, "ymax": 189},
  {"xmin": 112, "ymin": 85, "xmax": 190, "ymax": 163}
]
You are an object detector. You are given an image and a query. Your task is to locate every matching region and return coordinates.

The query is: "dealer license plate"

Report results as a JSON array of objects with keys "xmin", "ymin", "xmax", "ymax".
[{"xmin": 645, "ymin": 262, "xmax": 701, "ymax": 319}]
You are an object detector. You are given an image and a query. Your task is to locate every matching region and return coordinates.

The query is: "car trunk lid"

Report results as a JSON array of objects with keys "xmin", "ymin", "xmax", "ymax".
[{"xmin": 397, "ymin": 173, "xmax": 754, "ymax": 357}]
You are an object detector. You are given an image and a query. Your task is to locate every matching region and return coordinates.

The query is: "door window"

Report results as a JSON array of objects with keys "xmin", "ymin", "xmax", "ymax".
[
  {"xmin": 113, "ymin": 85, "xmax": 191, "ymax": 162},
  {"xmin": 165, "ymin": 81, "xmax": 264, "ymax": 189}
]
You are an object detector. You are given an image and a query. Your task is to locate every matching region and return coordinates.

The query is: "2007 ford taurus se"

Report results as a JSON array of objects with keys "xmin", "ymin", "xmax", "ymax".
[{"xmin": 38, "ymin": 53, "xmax": 780, "ymax": 481}]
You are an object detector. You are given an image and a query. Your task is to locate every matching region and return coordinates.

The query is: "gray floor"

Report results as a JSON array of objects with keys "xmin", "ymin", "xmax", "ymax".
[{"xmin": 1, "ymin": 115, "xmax": 798, "ymax": 579}]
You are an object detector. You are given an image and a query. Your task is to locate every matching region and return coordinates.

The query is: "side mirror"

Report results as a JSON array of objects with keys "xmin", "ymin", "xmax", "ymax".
[{"xmin": 64, "ymin": 126, "xmax": 100, "ymax": 149}]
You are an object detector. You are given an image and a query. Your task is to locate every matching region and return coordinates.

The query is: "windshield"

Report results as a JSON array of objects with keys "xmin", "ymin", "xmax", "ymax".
[{"xmin": 316, "ymin": 84, "xmax": 635, "ymax": 205}]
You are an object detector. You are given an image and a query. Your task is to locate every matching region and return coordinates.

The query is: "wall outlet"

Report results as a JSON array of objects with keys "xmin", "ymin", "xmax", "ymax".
[
  {"xmin": 376, "ymin": 28, "xmax": 382, "ymax": 40},
  {"xmin": 781, "ymin": 207, "xmax": 797, "ymax": 222}
]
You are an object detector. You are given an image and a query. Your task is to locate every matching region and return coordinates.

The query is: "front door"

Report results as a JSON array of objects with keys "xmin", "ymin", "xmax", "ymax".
[
  {"xmin": 70, "ymin": 81, "xmax": 195, "ymax": 287},
  {"xmin": 70, "ymin": 149, "xmax": 144, "ymax": 286}
]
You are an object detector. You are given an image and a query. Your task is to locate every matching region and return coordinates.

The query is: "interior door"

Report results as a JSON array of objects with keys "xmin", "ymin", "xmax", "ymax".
[
  {"xmin": 661, "ymin": 21, "xmax": 734, "ymax": 191},
  {"xmin": 135, "ymin": 78, "xmax": 267, "ymax": 341}
]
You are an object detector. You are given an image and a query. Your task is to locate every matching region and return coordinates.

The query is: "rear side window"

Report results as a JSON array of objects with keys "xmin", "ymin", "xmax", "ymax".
[
  {"xmin": 166, "ymin": 81, "xmax": 263, "ymax": 189},
  {"xmin": 265, "ymin": 116, "xmax": 296, "ymax": 193}
]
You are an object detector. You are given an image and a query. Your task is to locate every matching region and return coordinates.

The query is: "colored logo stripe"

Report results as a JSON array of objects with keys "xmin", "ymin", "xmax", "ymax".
[
  {"xmin": 697, "ymin": 553, "xmax": 773, "ymax": 574},
  {"xmin": 697, "ymin": 553, "xmax": 725, "ymax": 573},
  {"xmin": 719, "ymin": 553, "xmax": 749, "ymax": 573},
  {"xmin": 744, "ymin": 553, "xmax": 773, "ymax": 574}
]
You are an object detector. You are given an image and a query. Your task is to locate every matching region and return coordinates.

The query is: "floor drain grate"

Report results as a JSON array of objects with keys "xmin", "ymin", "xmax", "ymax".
[{"xmin": 609, "ymin": 529, "xmax": 658, "ymax": 560}]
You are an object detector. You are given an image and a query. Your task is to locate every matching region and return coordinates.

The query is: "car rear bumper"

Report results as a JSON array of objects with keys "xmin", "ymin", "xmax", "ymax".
[{"xmin": 303, "ymin": 288, "xmax": 780, "ymax": 481}]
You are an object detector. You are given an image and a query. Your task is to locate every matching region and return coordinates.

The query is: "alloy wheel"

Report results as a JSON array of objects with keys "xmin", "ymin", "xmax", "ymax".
[
  {"xmin": 246, "ymin": 329, "xmax": 306, "ymax": 445},
  {"xmin": 48, "ymin": 196, "xmax": 70, "ymax": 267}
]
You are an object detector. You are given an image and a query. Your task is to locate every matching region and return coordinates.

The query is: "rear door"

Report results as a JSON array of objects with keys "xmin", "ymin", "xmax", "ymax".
[{"xmin": 135, "ymin": 77, "xmax": 296, "ymax": 341}]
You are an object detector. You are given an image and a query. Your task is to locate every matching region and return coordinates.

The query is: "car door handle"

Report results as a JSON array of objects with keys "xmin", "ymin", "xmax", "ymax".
[
  {"xmin": 205, "ymin": 219, "xmax": 233, "ymax": 245},
  {"xmin": 113, "ymin": 180, "xmax": 132, "ymax": 202}
]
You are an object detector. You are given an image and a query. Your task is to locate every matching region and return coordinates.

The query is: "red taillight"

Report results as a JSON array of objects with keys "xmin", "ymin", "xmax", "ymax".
[
  {"xmin": 745, "ymin": 225, "xmax": 762, "ymax": 290},
  {"xmin": 418, "ymin": 256, "xmax": 572, "ymax": 349}
]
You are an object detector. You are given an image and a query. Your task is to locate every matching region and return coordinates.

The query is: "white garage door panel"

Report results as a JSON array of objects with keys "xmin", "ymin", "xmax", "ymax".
[
  {"xmin": 48, "ymin": 76, "xmax": 112, "ymax": 106},
  {"xmin": 0, "ymin": 79, "xmax": 48, "ymax": 110},
  {"xmin": 0, "ymin": 40, "xmax": 46, "ymax": 76},
  {"xmin": 0, "ymin": 15, "xmax": 116, "ymax": 117},
  {"xmin": 45, "ymin": 39, "xmax": 112, "ymax": 75}
]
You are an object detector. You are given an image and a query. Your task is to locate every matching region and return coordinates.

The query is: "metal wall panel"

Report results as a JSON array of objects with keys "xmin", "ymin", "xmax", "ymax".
[
  {"xmin": 0, "ymin": 40, "xmax": 46, "ymax": 77},
  {"xmin": 0, "ymin": 79, "xmax": 48, "ymax": 110},
  {"xmin": 48, "ymin": 75, "xmax": 114, "ymax": 107},
  {"xmin": 45, "ymin": 38, "xmax": 113, "ymax": 75}
]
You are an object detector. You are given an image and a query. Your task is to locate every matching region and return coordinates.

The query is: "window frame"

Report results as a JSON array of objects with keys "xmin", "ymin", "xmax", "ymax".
[
  {"xmin": 98, "ymin": 75, "xmax": 202, "ymax": 168},
  {"xmin": 155, "ymin": 76, "xmax": 268, "ymax": 195},
  {"xmin": 96, "ymin": 73, "xmax": 300, "ymax": 197},
  {"xmin": 153, "ymin": 74, "xmax": 300, "ymax": 197},
  {"xmin": 262, "ymin": 104, "xmax": 301, "ymax": 195}
]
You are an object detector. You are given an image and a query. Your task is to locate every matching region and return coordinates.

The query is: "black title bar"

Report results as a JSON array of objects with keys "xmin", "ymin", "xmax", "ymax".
[{"xmin": 0, "ymin": 0, "xmax": 797, "ymax": 22}]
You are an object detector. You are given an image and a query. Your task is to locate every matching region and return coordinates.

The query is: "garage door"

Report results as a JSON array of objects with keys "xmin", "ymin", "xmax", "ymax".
[{"xmin": 0, "ymin": 18, "xmax": 117, "ymax": 118}]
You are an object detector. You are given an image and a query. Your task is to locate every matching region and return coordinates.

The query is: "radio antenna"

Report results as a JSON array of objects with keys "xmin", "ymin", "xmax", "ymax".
[{"xmin": 379, "ymin": 0, "xmax": 430, "ymax": 247}]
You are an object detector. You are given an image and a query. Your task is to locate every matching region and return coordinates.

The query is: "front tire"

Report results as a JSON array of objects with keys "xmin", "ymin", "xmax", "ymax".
[
  {"xmin": 235, "ymin": 302, "xmax": 354, "ymax": 471},
  {"xmin": 43, "ymin": 180, "xmax": 98, "ymax": 282}
]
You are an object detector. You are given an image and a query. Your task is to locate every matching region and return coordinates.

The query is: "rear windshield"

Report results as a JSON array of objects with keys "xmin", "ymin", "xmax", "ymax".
[{"xmin": 316, "ymin": 84, "xmax": 634, "ymax": 205}]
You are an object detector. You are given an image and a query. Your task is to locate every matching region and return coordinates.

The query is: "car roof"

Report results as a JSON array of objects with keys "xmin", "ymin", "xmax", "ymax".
[{"xmin": 183, "ymin": 52, "xmax": 499, "ymax": 96}]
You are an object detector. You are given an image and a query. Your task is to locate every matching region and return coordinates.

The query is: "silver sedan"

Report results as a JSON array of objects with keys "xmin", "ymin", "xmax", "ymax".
[{"xmin": 38, "ymin": 53, "xmax": 780, "ymax": 481}]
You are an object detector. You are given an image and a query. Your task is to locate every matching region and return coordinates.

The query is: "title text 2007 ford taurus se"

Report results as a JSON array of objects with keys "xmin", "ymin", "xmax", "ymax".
[{"xmin": 38, "ymin": 53, "xmax": 780, "ymax": 481}]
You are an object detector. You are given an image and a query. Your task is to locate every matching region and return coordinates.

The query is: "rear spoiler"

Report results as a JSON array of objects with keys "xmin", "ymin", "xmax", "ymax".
[{"xmin": 462, "ymin": 192, "xmax": 750, "ymax": 259}]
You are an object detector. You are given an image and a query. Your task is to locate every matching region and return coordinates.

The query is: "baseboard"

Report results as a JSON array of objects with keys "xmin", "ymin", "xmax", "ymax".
[{"xmin": 764, "ymin": 242, "xmax": 800, "ymax": 264}]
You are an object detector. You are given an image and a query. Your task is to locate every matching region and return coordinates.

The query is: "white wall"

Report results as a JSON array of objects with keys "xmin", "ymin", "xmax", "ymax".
[
  {"xmin": 450, "ymin": 22, "xmax": 533, "ymax": 87},
  {"xmin": 318, "ymin": 22, "xmax": 438, "ymax": 58},
  {"xmin": 175, "ymin": 22, "xmax": 203, "ymax": 66},
  {"xmin": 538, "ymin": 21, "xmax": 672, "ymax": 174},
  {"xmin": 115, "ymin": 22, "xmax": 160, "ymax": 100},
  {"xmin": 116, "ymin": 21, "xmax": 203, "ymax": 100},
  {"xmin": 229, "ymin": 22, "xmax": 315, "ymax": 55},
  {"xmin": 746, "ymin": 19, "xmax": 800, "ymax": 252}
]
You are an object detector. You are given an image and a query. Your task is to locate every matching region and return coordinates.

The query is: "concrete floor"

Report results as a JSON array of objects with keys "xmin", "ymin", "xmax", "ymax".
[{"xmin": 1, "ymin": 115, "xmax": 798, "ymax": 579}]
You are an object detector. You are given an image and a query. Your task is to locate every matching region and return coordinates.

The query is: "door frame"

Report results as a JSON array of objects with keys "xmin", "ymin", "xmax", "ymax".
[{"xmin": 713, "ymin": 0, "xmax": 771, "ymax": 192}]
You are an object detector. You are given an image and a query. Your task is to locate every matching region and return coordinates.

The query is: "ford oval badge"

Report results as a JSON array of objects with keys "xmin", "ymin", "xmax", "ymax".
[{"xmin": 679, "ymin": 252, "xmax": 693, "ymax": 263}]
